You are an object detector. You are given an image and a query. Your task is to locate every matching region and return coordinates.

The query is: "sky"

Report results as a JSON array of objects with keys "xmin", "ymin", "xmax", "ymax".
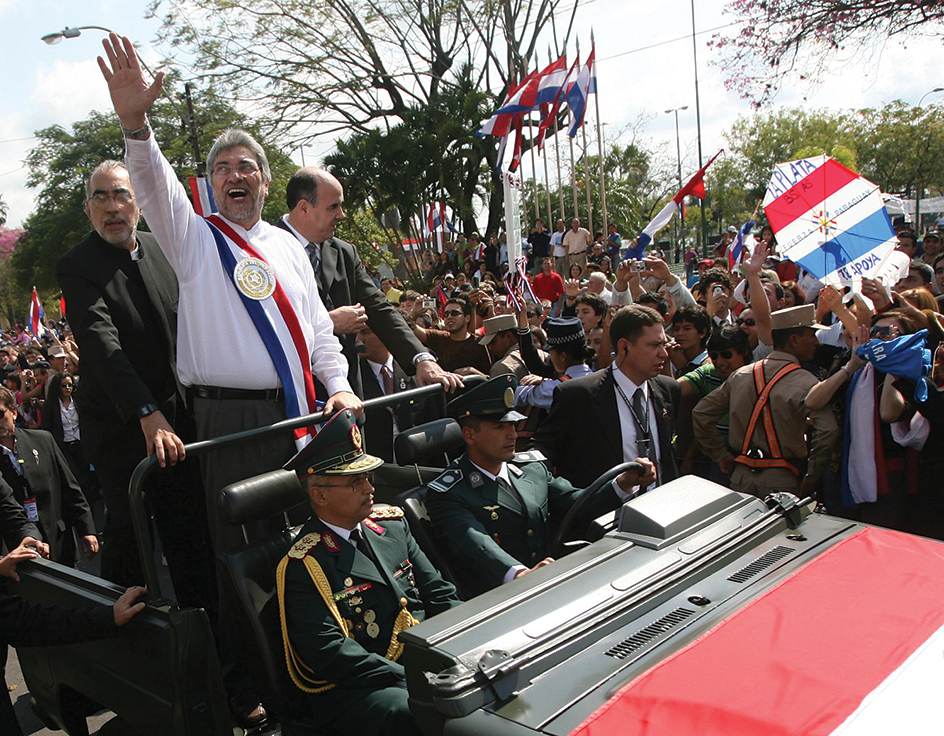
[{"xmin": 1, "ymin": 0, "xmax": 941, "ymax": 230}]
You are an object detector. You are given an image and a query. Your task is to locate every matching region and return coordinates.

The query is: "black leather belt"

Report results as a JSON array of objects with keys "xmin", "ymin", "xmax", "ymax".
[{"xmin": 191, "ymin": 385, "xmax": 283, "ymax": 401}]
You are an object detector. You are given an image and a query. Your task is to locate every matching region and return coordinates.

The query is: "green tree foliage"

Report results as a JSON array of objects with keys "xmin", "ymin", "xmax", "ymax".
[
  {"xmin": 14, "ymin": 83, "xmax": 296, "ymax": 295},
  {"xmin": 150, "ymin": 0, "xmax": 570, "ymax": 230}
]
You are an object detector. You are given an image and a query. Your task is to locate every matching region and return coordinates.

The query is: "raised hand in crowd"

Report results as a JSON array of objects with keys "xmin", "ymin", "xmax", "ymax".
[
  {"xmin": 97, "ymin": 33, "xmax": 163, "ymax": 132},
  {"xmin": 563, "ymin": 278, "xmax": 583, "ymax": 300},
  {"xmin": 933, "ymin": 343, "xmax": 944, "ymax": 387},
  {"xmin": 889, "ymin": 290, "xmax": 929, "ymax": 330},
  {"xmin": 861, "ymin": 277, "xmax": 892, "ymax": 312}
]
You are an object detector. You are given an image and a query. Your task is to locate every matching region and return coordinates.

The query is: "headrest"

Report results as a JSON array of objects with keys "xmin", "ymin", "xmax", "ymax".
[
  {"xmin": 218, "ymin": 470, "xmax": 306, "ymax": 526},
  {"xmin": 394, "ymin": 418, "xmax": 464, "ymax": 466}
]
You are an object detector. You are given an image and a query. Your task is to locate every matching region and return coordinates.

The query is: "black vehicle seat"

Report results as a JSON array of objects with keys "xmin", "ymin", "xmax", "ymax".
[
  {"xmin": 217, "ymin": 469, "xmax": 322, "ymax": 736},
  {"xmin": 393, "ymin": 418, "xmax": 469, "ymax": 596}
]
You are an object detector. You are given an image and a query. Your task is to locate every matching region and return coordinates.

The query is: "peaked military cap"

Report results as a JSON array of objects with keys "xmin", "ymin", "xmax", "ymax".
[
  {"xmin": 283, "ymin": 409, "xmax": 383, "ymax": 478},
  {"xmin": 447, "ymin": 374, "xmax": 527, "ymax": 423}
]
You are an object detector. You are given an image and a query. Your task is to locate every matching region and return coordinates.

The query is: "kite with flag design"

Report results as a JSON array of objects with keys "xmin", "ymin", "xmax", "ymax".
[
  {"xmin": 762, "ymin": 155, "xmax": 904, "ymax": 289},
  {"xmin": 625, "ymin": 151, "xmax": 722, "ymax": 261}
]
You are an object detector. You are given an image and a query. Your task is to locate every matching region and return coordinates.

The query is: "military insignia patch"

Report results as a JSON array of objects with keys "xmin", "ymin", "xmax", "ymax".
[
  {"xmin": 323, "ymin": 532, "xmax": 341, "ymax": 553},
  {"xmin": 351, "ymin": 424, "xmax": 363, "ymax": 451},
  {"xmin": 513, "ymin": 450, "xmax": 547, "ymax": 464},
  {"xmin": 287, "ymin": 532, "xmax": 321, "ymax": 559},
  {"xmin": 370, "ymin": 505, "xmax": 405, "ymax": 520},
  {"xmin": 504, "ymin": 386, "xmax": 515, "ymax": 408},
  {"xmin": 363, "ymin": 518, "xmax": 385, "ymax": 535},
  {"xmin": 429, "ymin": 469, "xmax": 463, "ymax": 493},
  {"xmin": 484, "ymin": 505, "xmax": 500, "ymax": 521}
]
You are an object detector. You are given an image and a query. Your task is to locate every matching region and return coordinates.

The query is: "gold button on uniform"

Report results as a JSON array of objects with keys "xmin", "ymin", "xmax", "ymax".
[{"xmin": 527, "ymin": 529, "xmax": 534, "ymax": 537}]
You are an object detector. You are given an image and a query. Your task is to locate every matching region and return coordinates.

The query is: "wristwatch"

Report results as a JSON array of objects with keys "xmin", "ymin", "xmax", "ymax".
[
  {"xmin": 412, "ymin": 352, "xmax": 437, "ymax": 366},
  {"xmin": 136, "ymin": 403, "xmax": 160, "ymax": 419},
  {"xmin": 122, "ymin": 118, "xmax": 151, "ymax": 141}
]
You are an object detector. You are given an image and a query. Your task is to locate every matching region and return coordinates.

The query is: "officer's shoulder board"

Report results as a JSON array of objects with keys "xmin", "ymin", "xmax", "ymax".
[
  {"xmin": 512, "ymin": 450, "xmax": 546, "ymax": 464},
  {"xmin": 369, "ymin": 504, "xmax": 405, "ymax": 521},
  {"xmin": 429, "ymin": 468, "xmax": 463, "ymax": 493},
  {"xmin": 287, "ymin": 531, "xmax": 322, "ymax": 560}
]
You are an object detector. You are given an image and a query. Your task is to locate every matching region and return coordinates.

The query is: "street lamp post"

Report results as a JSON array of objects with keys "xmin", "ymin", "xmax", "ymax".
[
  {"xmin": 41, "ymin": 26, "xmax": 203, "ymax": 170},
  {"xmin": 665, "ymin": 106, "xmax": 688, "ymax": 263}
]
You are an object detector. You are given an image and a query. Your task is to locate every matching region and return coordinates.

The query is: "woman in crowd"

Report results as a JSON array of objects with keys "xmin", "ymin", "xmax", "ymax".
[
  {"xmin": 514, "ymin": 317, "xmax": 595, "ymax": 410},
  {"xmin": 42, "ymin": 372, "xmax": 98, "ymax": 503},
  {"xmin": 678, "ymin": 324, "xmax": 752, "ymax": 483},
  {"xmin": 781, "ymin": 280, "xmax": 806, "ymax": 307}
]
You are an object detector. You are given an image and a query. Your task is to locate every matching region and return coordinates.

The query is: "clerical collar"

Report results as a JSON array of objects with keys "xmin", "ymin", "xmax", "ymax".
[{"xmin": 129, "ymin": 242, "xmax": 144, "ymax": 261}]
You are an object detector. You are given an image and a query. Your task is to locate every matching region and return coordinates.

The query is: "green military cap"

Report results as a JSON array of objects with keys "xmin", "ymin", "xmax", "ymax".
[
  {"xmin": 283, "ymin": 409, "xmax": 383, "ymax": 479},
  {"xmin": 447, "ymin": 375, "xmax": 528, "ymax": 423}
]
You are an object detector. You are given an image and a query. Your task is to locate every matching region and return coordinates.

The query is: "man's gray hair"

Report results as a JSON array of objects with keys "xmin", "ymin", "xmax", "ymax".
[
  {"xmin": 207, "ymin": 129, "xmax": 272, "ymax": 182},
  {"xmin": 85, "ymin": 160, "xmax": 128, "ymax": 199}
]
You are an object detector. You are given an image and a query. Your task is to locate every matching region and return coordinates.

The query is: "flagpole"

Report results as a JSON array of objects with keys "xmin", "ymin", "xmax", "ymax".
[
  {"xmin": 592, "ymin": 32, "xmax": 608, "ymax": 243},
  {"xmin": 581, "ymin": 123, "xmax": 593, "ymax": 234},
  {"xmin": 528, "ymin": 110, "xmax": 540, "ymax": 224},
  {"xmin": 568, "ymin": 128, "xmax": 579, "ymax": 220},
  {"xmin": 554, "ymin": 114, "xmax": 564, "ymax": 222},
  {"xmin": 691, "ymin": 0, "xmax": 708, "ymax": 256},
  {"xmin": 543, "ymin": 138, "xmax": 553, "ymax": 226}
]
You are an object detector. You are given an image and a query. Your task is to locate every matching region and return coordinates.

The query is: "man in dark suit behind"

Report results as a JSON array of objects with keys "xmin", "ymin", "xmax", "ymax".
[
  {"xmin": 533, "ymin": 305, "xmax": 681, "ymax": 489},
  {"xmin": 0, "ymin": 387, "xmax": 95, "ymax": 566},
  {"xmin": 356, "ymin": 324, "xmax": 435, "ymax": 463},
  {"xmin": 279, "ymin": 167, "xmax": 461, "ymax": 399},
  {"xmin": 56, "ymin": 160, "xmax": 213, "ymax": 609}
]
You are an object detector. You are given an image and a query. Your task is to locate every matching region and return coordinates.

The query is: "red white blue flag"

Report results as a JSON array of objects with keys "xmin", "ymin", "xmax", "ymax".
[
  {"xmin": 28, "ymin": 286, "xmax": 45, "ymax": 338},
  {"xmin": 565, "ymin": 47, "xmax": 597, "ymax": 138},
  {"xmin": 728, "ymin": 220, "xmax": 756, "ymax": 270},
  {"xmin": 628, "ymin": 151, "xmax": 721, "ymax": 259}
]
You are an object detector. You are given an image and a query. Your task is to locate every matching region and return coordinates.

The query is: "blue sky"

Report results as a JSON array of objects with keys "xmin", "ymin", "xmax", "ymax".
[{"xmin": 1, "ymin": 0, "xmax": 941, "ymax": 229}]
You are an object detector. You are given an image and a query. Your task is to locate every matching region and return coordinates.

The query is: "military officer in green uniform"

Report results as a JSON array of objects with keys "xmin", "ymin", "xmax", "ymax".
[
  {"xmin": 425, "ymin": 375, "xmax": 655, "ymax": 598},
  {"xmin": 277, "ymin": 409, "xmax": 461, "ymax": 736}
]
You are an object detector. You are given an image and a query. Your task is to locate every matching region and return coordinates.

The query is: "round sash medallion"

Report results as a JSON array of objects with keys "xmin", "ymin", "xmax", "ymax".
[{"xmin": 234, "ymin": 257, "xmax": 276, "ymax": 300}]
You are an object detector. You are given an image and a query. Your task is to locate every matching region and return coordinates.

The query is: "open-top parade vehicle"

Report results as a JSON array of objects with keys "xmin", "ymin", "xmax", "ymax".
[{"xmin": 12, "ymin": 383, "xmax": 944, "ymax": 736}]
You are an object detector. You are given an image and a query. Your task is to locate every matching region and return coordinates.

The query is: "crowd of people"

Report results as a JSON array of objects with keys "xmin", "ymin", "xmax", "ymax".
[{"xmin": 1, "ymin": 30, "xmax": 943, "ymax": 736}]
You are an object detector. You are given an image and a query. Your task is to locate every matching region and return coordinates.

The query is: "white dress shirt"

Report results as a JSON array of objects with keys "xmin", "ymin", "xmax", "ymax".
[
  {"xmin": 60, "ymin": 400, "xmax": 80, "ymax": 442},
  {"xmin": 611, "ymin": 367, "xmax": 662, "ymax": 468},
  {"xmin": 124, "ymin": 135, "xmax": 350, "ymax": 396}
]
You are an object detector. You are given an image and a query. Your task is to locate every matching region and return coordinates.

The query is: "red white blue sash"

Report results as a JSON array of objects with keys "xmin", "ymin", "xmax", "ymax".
[{"xmin": 205, "ymin": 215, "xmax": 318, "ymax": 447}]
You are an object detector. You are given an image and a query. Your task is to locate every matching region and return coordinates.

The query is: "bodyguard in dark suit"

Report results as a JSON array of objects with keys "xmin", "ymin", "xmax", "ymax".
[
  {"xmin": 0, "ymin": 400, "xmax": 95, "ymax": 566},
  {"xmin": 56, "ymin": 161, "xmax": 212, "ymax": 606},
  {"xmin": 356, "ymin": 324, "xmax": 436, "ymax": 463},
  {"xmin": 279, "ymin": 168, "xmax": 462, "ymax": 399},
  {"xmin": 533, "ymin": 305, "xmax": 681, "ymax": 489},
  {"xmin": 426, "ymin": 376, "xmax": 655, "ymax": 598},
  {"xmin": 278, "ymin": 409, "xmax": 460, "ymax": 736}
]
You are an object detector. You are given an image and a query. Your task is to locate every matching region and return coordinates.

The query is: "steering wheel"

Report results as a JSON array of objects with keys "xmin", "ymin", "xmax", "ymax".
[{"xmin": 550, "ymin": 461, "xmax": 645, "ymax": 557}]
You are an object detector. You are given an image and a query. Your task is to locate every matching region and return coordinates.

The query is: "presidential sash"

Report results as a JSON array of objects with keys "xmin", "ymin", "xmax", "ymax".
[{"xmin": 206, "ymin": 215, "xmax": 318, "ymax": 447}]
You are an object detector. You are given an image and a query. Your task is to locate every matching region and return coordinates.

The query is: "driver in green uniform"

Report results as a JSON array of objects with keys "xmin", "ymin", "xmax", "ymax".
[
  {"xmin": 425, "ymin": 375, "xmax": 655, "ymax": 598},
  {"xmin": 277, "ymin": 409, "xmax": 460, "ymax": 736}
]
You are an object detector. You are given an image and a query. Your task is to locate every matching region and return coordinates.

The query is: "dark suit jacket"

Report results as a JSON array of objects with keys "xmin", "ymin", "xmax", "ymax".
[
  {"xmin": 57, "ymin": 231, "xmax": 181, "ymax": 465},
  {"xmin": 277, "ymin": 219, "xmax": 425, "ymax": 398},
  {"xmin": 0, "ymin": 429, "xmax": 94, "ymax": 564},
  {"xmin": 358, "ymin": 357, "xmax": 435, "ymax": 463},
  {"xmin": 0, "ymin": 477, "xmax": 41, "ymax": 550},
  {"xmin": 532, "ymin": 368, "xmax": 680, "ymax": 488}
]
